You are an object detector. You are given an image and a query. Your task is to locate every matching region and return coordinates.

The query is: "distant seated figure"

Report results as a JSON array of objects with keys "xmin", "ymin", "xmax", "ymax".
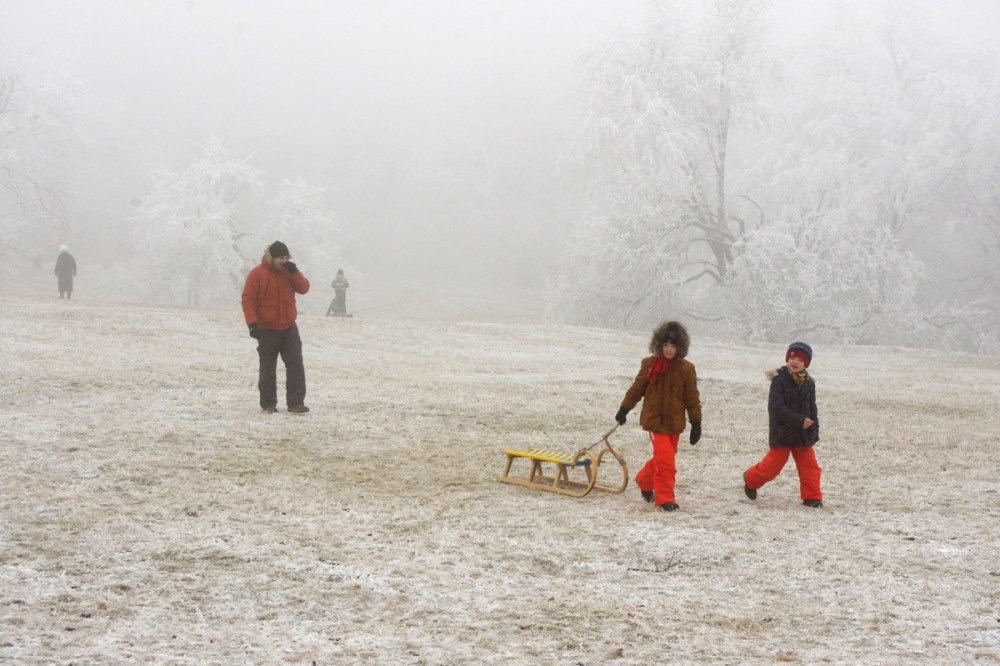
[
  {"xmin": 55, "ymin": 244, "xmax": 77, "ymax": 299},
  {"xmin": 326, "ymin": 269, "xmax": 351, "ymax": 317}
]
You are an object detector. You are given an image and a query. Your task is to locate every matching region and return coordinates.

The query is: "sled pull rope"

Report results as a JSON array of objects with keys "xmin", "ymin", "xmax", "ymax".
[{"xmin": 572, "ymin": 424, "xmax": 622, "ymax": 466}]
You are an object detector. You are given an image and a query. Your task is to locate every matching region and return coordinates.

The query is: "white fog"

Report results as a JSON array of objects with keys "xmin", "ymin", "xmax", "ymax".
[
  {"xmin": 0, "ymin": 0, "xmax": 1000, "ymax": 353},
  {"xmin": 3, "ymin": 0, "xmax": 999, "ymax": 323},
  {"xmin": 2, "ymin": 0, "xmax": 650, "ymax": 286}
]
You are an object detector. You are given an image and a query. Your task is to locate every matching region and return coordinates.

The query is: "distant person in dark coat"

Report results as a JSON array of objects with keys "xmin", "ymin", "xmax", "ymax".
[
  {"xmin": 55, "ymin": 245, "xmax": 77, "ymax": 299},
  {"xmin": 326, "ymin": 268, "xmax": 350, "ymax": 316}
]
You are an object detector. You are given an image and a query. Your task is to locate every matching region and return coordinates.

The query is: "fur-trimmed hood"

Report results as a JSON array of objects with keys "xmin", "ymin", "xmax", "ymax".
[
  {"xmin": 648, "ymin": 320, "xmax": 690, "ymax": 359},
  {"xmin": 263, "ymin": 247, "xmax": 283, "ymax": 267}
]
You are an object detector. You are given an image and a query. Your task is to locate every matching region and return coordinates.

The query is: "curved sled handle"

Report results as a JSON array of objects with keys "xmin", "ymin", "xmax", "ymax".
[
  {"xmin": 573, "ymin": 424, "xmax": 622, "ymax": 465},
  {"xmin": 599, "ymin": 424, "xmax": 626, "ymax": 466}
]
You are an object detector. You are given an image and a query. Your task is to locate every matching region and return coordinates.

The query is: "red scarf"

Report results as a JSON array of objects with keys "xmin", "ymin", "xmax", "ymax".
[{"xmin": 647, "ymin": 355, "xmax": 676, "ymax": 383}]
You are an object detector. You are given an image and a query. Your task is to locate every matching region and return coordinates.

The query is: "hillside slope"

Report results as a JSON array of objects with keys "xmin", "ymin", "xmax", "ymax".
[{"xmin": 2, "ymin": 294, "xmax": 998, "ymax": 663}]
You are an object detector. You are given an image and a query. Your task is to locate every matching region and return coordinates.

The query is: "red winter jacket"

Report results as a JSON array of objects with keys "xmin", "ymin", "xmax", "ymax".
[{"xmin": 241, "ymin": 255, "xmax": 310, "ymax": 330}]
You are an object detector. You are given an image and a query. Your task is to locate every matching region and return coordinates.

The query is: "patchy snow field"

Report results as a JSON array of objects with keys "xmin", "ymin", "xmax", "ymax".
[{"xmin": 1, "ymin": 288, "xmax": 999, "ymax": 664}]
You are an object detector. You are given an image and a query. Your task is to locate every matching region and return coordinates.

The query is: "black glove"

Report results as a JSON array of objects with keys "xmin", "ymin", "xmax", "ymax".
[
  {"xmin": 248, "ymin": 323, "xmax": 259, "ymax": 339},
  {"xmin": 689, "ymin": 421, "xmax": 702, "ymax": 445},
  {"xmin": 285, "ymin": 261, "xmax": 298, "ymax": 274},
  {"xmin": 615, "ymin": 406, "xmax": 629, "ymax": 425}
]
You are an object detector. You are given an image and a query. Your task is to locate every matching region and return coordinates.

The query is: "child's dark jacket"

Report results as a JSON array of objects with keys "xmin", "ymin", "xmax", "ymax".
[
  {"xmin": 768, "ymin": 366, "xmax": 819, "ymax": 448},
  {"xmin": 621, "ymin": 356, "xmax": 701, "ymax": 435}
]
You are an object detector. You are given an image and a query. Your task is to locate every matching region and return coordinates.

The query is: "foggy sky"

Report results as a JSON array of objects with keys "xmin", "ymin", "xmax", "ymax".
[{"xmin": 3, "ymin": 0, "xmax": 999, "ymax": 286}]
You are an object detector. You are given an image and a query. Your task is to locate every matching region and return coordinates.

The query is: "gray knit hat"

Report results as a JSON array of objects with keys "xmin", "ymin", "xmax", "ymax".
[{"xmin": 268, "ymin": 241, "xmax": 290, "ymax": 259}]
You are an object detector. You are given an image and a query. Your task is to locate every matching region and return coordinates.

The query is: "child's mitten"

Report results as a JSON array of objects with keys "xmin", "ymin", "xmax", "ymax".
[{"xmin": 615, "ymin": 407, "xmax": 629, "ymax": 425}]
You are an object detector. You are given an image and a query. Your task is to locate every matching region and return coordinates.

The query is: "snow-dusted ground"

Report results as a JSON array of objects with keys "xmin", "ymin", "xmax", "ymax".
[{"xmin": 2, "ymin": 281, "xmax": 999, "ymax": 663}]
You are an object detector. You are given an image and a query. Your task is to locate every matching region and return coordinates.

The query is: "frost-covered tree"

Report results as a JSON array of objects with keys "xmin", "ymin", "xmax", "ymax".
[
  {"xmin": 546, "ymin": 169, "xmax": 691, "ymax": 327},
  {"xmin": 922, "ymin": 97, "xmax": 1000, "ymax": 352},
  {"xmin": 551, "ymin": 0, "xmax": 777, "ymax": 326},
  {"xmin": 729, "ymin": 8, "xmax": 996, "ymax": 349},
  {"xmin": 723, "ymin": 21, "xmax": 929, "ymax": 344},
  {"xmin": 0, "ymin": 68, "xmax": 79, "ymax": 263},
  {"xmin": 554, "ymin": 1, "xmax": 1000, "ymax": 351},
  {"xmin": 262, "ymin": 177, "xmax": 343, "ymax": 280},
  {"xmin": 893, "ymin": 21, "xmax": 1000, "ymax": 355},
  {"xmin": 130, "ymin": 138, "xmax": 262, "ymax": 307},
  {"xmin": 724, "ymin": 213, "xmax": 923, "ymax": 344}
]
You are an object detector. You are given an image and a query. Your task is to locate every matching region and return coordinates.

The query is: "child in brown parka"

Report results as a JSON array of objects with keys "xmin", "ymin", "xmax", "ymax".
[{"xmin": 616, "ymin": 320, "xmax": 702, "ymax": 511}]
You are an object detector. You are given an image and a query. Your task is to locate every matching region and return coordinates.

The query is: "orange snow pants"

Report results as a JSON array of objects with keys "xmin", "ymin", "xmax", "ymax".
[
  {"xmin": 745, "ymin": 446, "xmax": 822, "ymax": 501},
  {"xmin": 635, "ymin": 432, "xmax": 680, "ymax": 505}
]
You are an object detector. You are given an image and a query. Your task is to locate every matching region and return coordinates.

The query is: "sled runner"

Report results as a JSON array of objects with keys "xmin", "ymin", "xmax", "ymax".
[
  {"xmin": 325, "ymin": 298, "xmax": 353, "ymax": 317},
  {"xmin": 496, "ymin": 426, "xmax": 628, "ymax": 498}
]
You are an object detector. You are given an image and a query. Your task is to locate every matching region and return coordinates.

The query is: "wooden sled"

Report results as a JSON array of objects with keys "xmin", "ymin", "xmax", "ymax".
[
  {"xmin": 325, "ymin": 298, "xmax": 353, "ymax": 317},
  {"xmin": 496, "ymin": 426, "xmax": 628, "ymax": 498}
]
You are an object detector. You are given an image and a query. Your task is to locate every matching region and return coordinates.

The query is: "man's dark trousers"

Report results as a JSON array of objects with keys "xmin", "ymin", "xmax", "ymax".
[{"xmin": 256, "ymin": 324, "xmax": 306, "ymax": 409}]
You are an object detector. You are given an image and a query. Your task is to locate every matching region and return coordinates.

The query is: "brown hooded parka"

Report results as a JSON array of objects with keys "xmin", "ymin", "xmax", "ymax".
[{"xmin": 620, "ymin": 321, "xmax": 702, "ymax": 435}]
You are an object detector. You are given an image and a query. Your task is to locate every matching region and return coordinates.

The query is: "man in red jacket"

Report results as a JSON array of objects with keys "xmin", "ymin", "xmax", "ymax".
[{"xmin": 241, "ymin": 241, "xmax": 311, "ymax": 413}]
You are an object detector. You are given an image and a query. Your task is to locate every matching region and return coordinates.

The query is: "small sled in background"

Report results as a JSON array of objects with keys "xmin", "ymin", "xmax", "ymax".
[
  {"xmin": 496, "ymin": 425, "xmax": 628, "ymax": 498},
  {"xmin": 325, "ymin": 302, "xmax": 353, "ymax": 318}
]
